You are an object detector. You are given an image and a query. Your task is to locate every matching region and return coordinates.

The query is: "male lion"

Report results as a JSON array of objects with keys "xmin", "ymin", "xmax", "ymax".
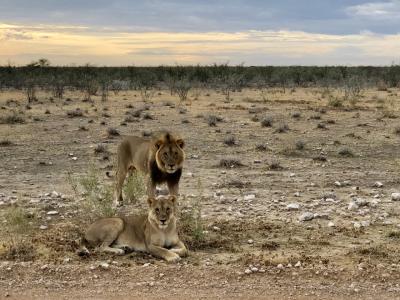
[
  {"xmin": 79, "ymin": 195, "xmax": 187, "ymax": 262},
  {"xmin": 114, "ymin": 131, "xmax": 185, "ymax": 207}
]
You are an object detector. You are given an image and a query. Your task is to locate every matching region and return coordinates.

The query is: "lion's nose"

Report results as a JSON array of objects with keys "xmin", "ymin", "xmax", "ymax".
[
  {"xmin": 160, "ymin": 219, "xmax": 167, "ymax": 224},
  {"xmin": 168, "ymin": 164, "xmax": 174, "ymax": 168}
]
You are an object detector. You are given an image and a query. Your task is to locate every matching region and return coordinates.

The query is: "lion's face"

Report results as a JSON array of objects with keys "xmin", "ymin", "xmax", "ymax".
[
  {"xmin": 148, "ymin": 195, "xmax": 177, "ymax": 229},
  {"xmin": 154, "ymin": 134, "xmax": 185, "ymax": 174}
]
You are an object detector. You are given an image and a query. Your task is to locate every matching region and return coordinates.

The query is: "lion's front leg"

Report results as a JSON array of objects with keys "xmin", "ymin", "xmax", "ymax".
[
  {"xmin": 169, "ymin": 240, "xmax": 188, "ymax": 257},
  {"xmin": 146, "ymin": 178, "xmax": 157, "ymax": 198},
  {"xmin": 147, "ymin": 244, "xmax": 181, "ymax": 263}
]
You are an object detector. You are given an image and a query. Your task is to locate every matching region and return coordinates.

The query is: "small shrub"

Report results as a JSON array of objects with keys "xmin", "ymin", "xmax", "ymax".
[
  {"xmin": 0, "ymin": 139, "xmax": 13, "ymax": 147},
  {"xmin": 387, "ymin": 231, "xmax": 400, "ymax": 240},
  {"xmin": 313, "ymin": 154, "xmax": 327, "ymax": 162},
  {"xmin": 107, "ymin": 127, "xmax": 120, "ymax": 137},
  {"xmin": 223, "ymin": 135, "xmax": 236, "ymax": 146},
  {"xmin": 123, "ymin": 172, "xmax": 145, "ymax": 203},
  {"xmin": 275, "ymin": 123, "xmax": 289, "ymax": 133},
  {"xmin": 310, "ymin": 114, "xmax": 321, "ymax": 120},
  {"xmin": 260, "ymin": 116, "xmax": 273, "ymax": 127},
  {"xmin": 205, "ymin": 115, "xmax": 222, "ymax": 127},
  {"xmin": 317, "ymin": 123, "xmax": 327, "ymax": 129},
  {"xmin": 328, "ymin": 97, "xmax": 343, "ymax": 108},
  {"xmin": 124, "ymin": 115, "xmax": 138, "ymax": 123},
  {"xmin": 3, "ymin": 206, "xmax": 34, "ymax": 233},
  {"xmin": 181, "ymin": 119, "xmax": 190, "ymax": 124},
  {"xmin": 0, "ymin": 113, "xmax": 25, "ymax": 124},
  {"xmin": 0, "ymin": 239, "xmax": 36, "ymax": 261},
  {"xmin": 45, "ymin": 109, "xmax": 50, "ymax": 115},
  {"xmin": 142, "ymin": 112, "xmax": 154, "ymax": 120},
  {"xmin": 67, "ymin": 108, "xmax": 83, "ymax": 118},
  {"xmin": 218, "ymin": 158, "xmax": 243, "ymax": 168},
  {"xmin": 338, "ymin": 147, "xmax": 354, "ymax": 157},
  {"xmin": 291, "ymin": 112, "xmax": 301, "ymax": 119},
  {"xmin": 94, "ymin": 144, "xmax": 107, "ymax": 154},
  {"xmin": 268, "ymin": 160, "xmax": 282, "ymax": 170},
  {"xmin": 295, "ymin": 140, "xmax": 305, "ymax": 150},
  {"xmin": 255, "ymin": 143, "xmax": 268, "ymax": 151}
]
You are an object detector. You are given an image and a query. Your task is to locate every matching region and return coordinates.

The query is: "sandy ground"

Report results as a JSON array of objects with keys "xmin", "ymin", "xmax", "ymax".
[{"xmin": 1, "ymin": 87, "xmax": 400, "ymax": 299}]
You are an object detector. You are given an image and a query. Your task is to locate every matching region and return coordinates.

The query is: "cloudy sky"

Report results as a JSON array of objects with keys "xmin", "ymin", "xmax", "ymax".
[{"xmin": 1, "ymin": 0, "xmax": 400, "ymax": 66}]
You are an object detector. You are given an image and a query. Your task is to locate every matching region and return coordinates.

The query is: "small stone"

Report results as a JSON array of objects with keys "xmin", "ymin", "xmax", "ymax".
[
  {"xmin": 72, "ymin": 157, "xmax": 78, "ymax": 161},
  {"xmin": 353, "ymin": 222, "xmax": 361, "ymax": 229},
  {"xmin": 244, "ymin": 194, "xmax": 256, "ymax": 201},
  {"xmin": 348, "ymin": 201, "xmax": 359, "ymax": 211},
  {"xmin": 247, "ymin": 239, "xmax": 254, "ymax": 244},
  {"xmin": 287, "ymin": 203, "xmax": 300, "ymax": 211},
  {"xmin": 289, "ymin": 173, "xmax": 296, "ymax": 177},
  {"xmin": 295, "ymin": 261, "xmax": 301, "ymax": 268},
  {"xmin": 277, "ymin": 264, "xmax": 284, "ymax": 269},
  {"xmin": 47, "ymin": 211, "xmax": 59, "ymax": 216},
  {"xmin": 149, "ymin": 282, "xmax": 155, "ymax": 287},
  {"xmin": 143, "ymin": 263, "xmax": 151, "ymax": 267},
  {"xmin": 39, "ymin": 225, "xmax": 48, "ymax": 230},
  {"xmin": 391, "ymin": 193, "xmax": 400, "ymax": 201},
  {"xmin": 374, "ymin": 181, "xmax": 383, "ymax": 188},
  {"xmin": 99, "ymin": 262, "xmax": 109, "ymax": 269},
  {"xmin": 251, "ymin": 267, "xmax": 258, "ymax": 272},
  {"xmin": 51, "ymin": 191, "xmax": 59, "ymax": 198},
  {"xmin": 334, "ymin": 181, "xmax": 341, "ymax": 187},
  {"xmin": 299, "ymin": 212, "xmax": 314, "ymax": 222},
  {"xmin": 294, "ymin": 192, "xmax": 300, "ymax": 197},
  {"xmin": 212, "ymin": 226, "xmax": 221, "ymax": 231},
  {"xmin": 186, "ymin": 172, "xmax": 194, "ymax": 177},
  {"xmin": 40, "ymin": 264, "xmax": 48, "ymax": 270},
  {"xmin": 159, "ymin": 273, "xmax": 165, "ymax": 278},
  {"xmin": 244, "ymin": 268, "xmax": 252, "ymax": 274},
  {"xmin": 327, "ymin": 221, "xmax": 335, "ymax": 227}
]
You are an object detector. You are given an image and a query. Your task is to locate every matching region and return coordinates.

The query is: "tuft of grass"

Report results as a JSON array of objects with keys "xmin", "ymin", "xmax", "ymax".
[
  {"xmin": 328, "ymin": 97, "xmax": 343, "ymax": 108},
  {"xmin": 313, "ymin": 154, "xmax": 327, "ymax": 162},
  {"xmin": 179, "ymin": 179, "xmax": 205, "ymax": 249},
  {"xmin": 295, "ymin": 140, "xmax": 305, "ymax": 150},
  {"xmin": 355, "ymin": 246, "xmax": 388, "ymax": 258},
  {"xmin": 3, "ymin": 206, "xmax": 34, "ymax": 234},
  {"xmin": 274, "ymin": 123, "xmax": 289, "ymax": 133},
  {"xmin": 94, "ymin": 144, "xmax": 107, "ymax": 154},
  {"xmin": 394, "ymin": 126, "xmax": 400, "ymax": 135},
  {"xmin": 223, "ymin": 135, "xmax": 236, "ymax": 146},
  {"xmin": 124, "ymin": 115, "xmax": 138, "ymax": 123},
  {"xmin": 338, "ymin": 147, "xmax": 354, "ymax": 157},
  {"xmin": 260, "ymin": 116, "xmax": 273, "ymax": 127},
  {"xmin": 123, "ymin": 172, "xmax": 145, "ymax": 203},
  {"xmin": 0, "ymin": 113, "xmax": 25, "ymax": 124},
  {"xmin": 268, "ymin": 160, "xmax": 282, "ymax": 170},
  {"xmin": 291, "ymin": 112, "xmax": 301, "ymax": 119},
  {"xmin": 205, "ymin": 115, "xmax": 222, "ymax": 127},
  {"xmin": 0, "ymin": 139, "xmax": 13, "ymax": 147},
  {"xmin": 0, "ymin": 239, "xmax": 36, "ymax": 261},
  {"xmin": 107, "ymin": 127, "xmax": 120, "ymax": 137},
  {"xmin": 142, "ymin": 112, "xmax": 154, "ymax": 120},
  {"xmin": 255, "ymin": 143, "xmax": 268, "ymax": 151},
  {"xmin": 66, "ymin": 108, "xmax": 83, "ymax": 118},
  {"xmin": 317, "ymin": 123, "xmax": 327, "ymax": 129},
  {"xmin": 218, "ymin": 158, "xmax": 243, "ymax": 168},
  {"xmin": 387, "ymin": 231, "xmax": 400, "ymax": 240},
  {"xmin": 69, "ymin": 164, "xmax": 115, "ymax": 218}
]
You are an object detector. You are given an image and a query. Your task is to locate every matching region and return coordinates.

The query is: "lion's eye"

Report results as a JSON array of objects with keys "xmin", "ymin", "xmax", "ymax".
[
  {"xmin": 155, "ymin": 208, "xmax": 160, "ymax": 214},
  {"xmin": 166, "ymin": 207, "xmax": 170, "ymax": 213},
  {"xmin": 163, "ymin": 153, "xmax": 168, "ymax": 158}
]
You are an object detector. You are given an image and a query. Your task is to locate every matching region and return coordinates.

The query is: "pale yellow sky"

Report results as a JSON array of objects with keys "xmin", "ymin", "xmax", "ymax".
[{"xmin": 1, "ymin": 23, "xmax": 400, "ymax": 66}]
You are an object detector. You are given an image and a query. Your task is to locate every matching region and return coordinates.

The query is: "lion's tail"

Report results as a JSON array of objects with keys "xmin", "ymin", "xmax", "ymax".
[{"xmin": 76, "ymin": 237, "xmax": 90, "ymax": 257}]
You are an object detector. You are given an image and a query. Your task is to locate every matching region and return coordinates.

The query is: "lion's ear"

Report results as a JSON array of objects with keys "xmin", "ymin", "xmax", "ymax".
[
  {"xmin": 147, "ymin": 197, "xmax": 156, "ymax": 206},
  {"xmin": 176, "ymin": 139, "xmax": 185, "ymax": 149},
  {"xmin": 154, "ymin": 140, "xmax": 163, "ymax": 150},
  {"xmin": 168, "ymin": 195, "xmax": 177, "ymax": 204}
]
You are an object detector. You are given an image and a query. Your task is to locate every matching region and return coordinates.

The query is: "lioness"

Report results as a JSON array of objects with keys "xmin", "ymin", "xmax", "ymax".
[
  {"xmin": 114, "ymin": 131, "xmax": 185, "ymax": 207},
  {"xmin": 79, "ymin": 195, "xmax": 187, "ymax": 262}
]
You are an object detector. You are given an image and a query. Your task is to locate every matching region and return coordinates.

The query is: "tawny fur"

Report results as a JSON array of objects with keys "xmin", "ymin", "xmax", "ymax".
[
  {"xmin": 113, "ymin": 131, "xmax": 185, "ymax": 207},
  {"xmin": 79, "ymin": 195, "xmax": 188, "ymax": 262}
]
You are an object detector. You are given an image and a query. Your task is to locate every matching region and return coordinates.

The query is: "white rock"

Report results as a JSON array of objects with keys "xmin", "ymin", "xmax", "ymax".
[
  {"xmin": 374, "ymin": 181, "xmax": 383, "ymax": 188},
  {"xmin": 51, "ymin": 191, "xmax": 59, "ymax": 198},
  {"xmin": 251, "ymin": 267, "xmax": 258, "ymax": 272},
  {"xmin": 353, "ymin": 222, "xmax": 361, "ymax": 229},
  {"xmin": 212, "ymin": 226, "xmax": 221, "ymax": 231},
  {"xmin": 244, "ymin": 194, "xmax": 256, "ymax": 201},
  {"xmin": 294, "ymin": 192, "xmax": 300, "ymax": 197},
  {"xmin": 47, "ymin": 211, "xmax": 59, "ymax": 216},
  {"xmin": 254, "ymin": 160, "xmax": 262, "ymax": 164},
  {"xmin": 40, "ymin": 264, "xmax": 48, "ymax": 270},
  {"xmin": 289, "ymin": 173, "xmax": 296, "ymax": 177},
  {"xmin": 244, "ymin": 268, "xmax": 252, "ymax": 274},
  {"xmin": 299, "ymin": 212, "xmax": 314, "ymax": 222},
  {"xmin": 361, "ymin": 220, "xmax": 370, "ymax": 227},
  {"xmin": 39, "ymin": 225, "xmax": 48, "ymax": 230},
  {"xmin": 328, "ymin": 221, "xmax": 335, "ymax": 227},
  {"xmin": 143, "ymin": 263, "xmax": 151, "ymax": 267},
  {"xmin": 348, "ymin": 201, "xmax": 359, "ymax": 211},
  {"xmin": 391, "ymin": 193, "xmax": 400, "ymax": 201},
  {"xmin": 277, "ymin": 264, "xmax": 284, "ymax": 269},
  {"xmin": 247, "ymin": 239, "xmax": 254, "ymax": 244},
  {"xmin": 72, "ymin": 157, "xmax": 78, "ymax": 161},
  {"xmin": 287, "ymin": 203, "xmax": 300, "ymax": 211},
  {"xmin": 334, "ymin": 181, "xmax": 341, "ymax": 187},
  {"xmin": 295, "ymin": 261, "xmax": 301, "ymax": 268},
  {"xmin": 99, "ymin": 262, "xmax": 109, "ymax": 269}
]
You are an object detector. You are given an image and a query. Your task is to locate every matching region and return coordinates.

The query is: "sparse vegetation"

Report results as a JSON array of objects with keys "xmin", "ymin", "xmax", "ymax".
[
  {"xmin": 295, "ymin": 140, "xmax": 305, "ymax": 150},
  {"xmin": 0, "ymin": 139, "xmax": 13, "ymax": 146},
  {"xmin": 66, "ymin": 108, "xmax": 83, "ymax": 118},
  {"xmin": 268, "ymin": 160, "xmax": 282, "ymax": 170},
  {"xmin": 218, "ymin": 158, "xmax": 243, "ymax": 168},
  {"xmin": 107, "ymin": 127, "xmax": 120, "ymax": 137},
  {"xmin": 0, "ymin": 113, "xmax": 25, "ymax": 124},
  {"xmin": 338, "ymin": 147, "xmax": 354, "ymax": 157},
  {"xmin": 260, "ymin": 116, "xmax": 273, "ymax": 127},
  {"xmin": 275, "ymin": 123, "xmax": 289, "ymax": 133},
  {"xmin": 123, "ymin": 172, "xmax": 145, "ymax": 203},
  {"xmin": 223, "ymin": 135, "xmax": 237, "ymax": 146}
]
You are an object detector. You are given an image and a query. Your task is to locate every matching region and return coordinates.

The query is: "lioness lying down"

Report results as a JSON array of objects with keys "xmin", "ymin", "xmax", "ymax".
[{"xmin": 79, "ymin": 195, "xmax": 187, "ymax": 262}]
